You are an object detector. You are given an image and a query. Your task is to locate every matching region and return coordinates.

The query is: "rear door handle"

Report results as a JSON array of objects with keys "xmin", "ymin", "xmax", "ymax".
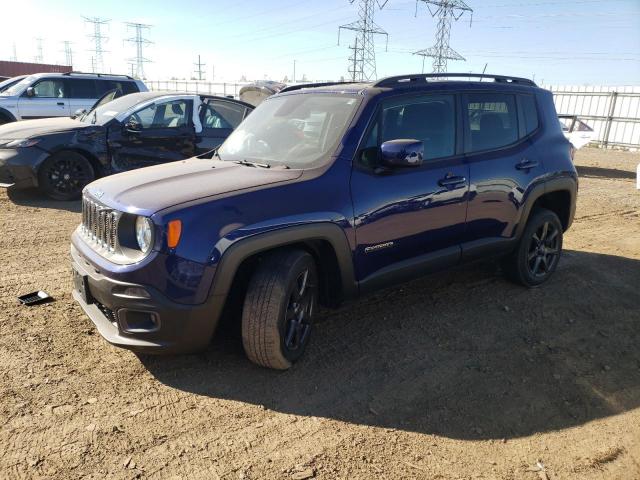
[
  {"xmin": 516, "ymin": 159, "xmax": 539, "ymax": 170},
  {"xmin": 57, "ymin": 102, "xmax": 65, "ymax": 106},
  {"xmin": 438, "ymin": 175, "xmax": 466, "ymax": 187}
]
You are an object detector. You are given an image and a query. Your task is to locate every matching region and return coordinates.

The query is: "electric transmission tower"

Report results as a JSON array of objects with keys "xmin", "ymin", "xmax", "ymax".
[
  {"xmin": 62, "ymin": 41, "xmax": 74, "ymax": 67},
  {"xmin": 413, "ymin": 0, "xmax": 473, "ymax": 74},
  {"xmin": 193, "ymin": 55, "xmax": 206, "ymax": 81},
  {"xmin": 34, "ymin": 38, "xmax": 44, "ymax": 63},
  {"xmin": 338, "ymin": 0, "xmax": 389, "ymax": 82},
  {"xmin": 125, "ymin": 22, "xmax": 152, "ymax": 79},
  {"xmin": 83, "ymin": 16, "xmax": 110, "ymax": 73}
]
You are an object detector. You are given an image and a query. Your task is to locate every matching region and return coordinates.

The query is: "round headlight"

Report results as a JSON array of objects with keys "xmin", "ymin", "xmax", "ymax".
[{"xmin": 135, "ymin": 216, "xmax": 154, "ymax": 254}]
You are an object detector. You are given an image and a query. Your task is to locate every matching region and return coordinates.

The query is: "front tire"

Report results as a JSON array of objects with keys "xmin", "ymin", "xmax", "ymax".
[
  {"xmin": 242, "ymin": 249, "xmax": 318, "ymax": 370},
  {"xmin": 503, "ymin": 208, "xmax": 563, "ymax": 287},
  {"xmin": 38, "ymin": 151, "xmax": 95, "ymax": 200}
]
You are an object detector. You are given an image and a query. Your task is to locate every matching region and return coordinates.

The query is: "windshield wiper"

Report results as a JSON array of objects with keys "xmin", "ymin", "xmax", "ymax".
[{"xmin": 234, "ymin": 159, "xmax": 271, "ymax": 169}]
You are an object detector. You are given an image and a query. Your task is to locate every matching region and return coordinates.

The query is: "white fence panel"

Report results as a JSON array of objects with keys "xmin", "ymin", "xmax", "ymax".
[{"xmin": 546, "ymin": 85, "xmax": 640, "ymax": 148}]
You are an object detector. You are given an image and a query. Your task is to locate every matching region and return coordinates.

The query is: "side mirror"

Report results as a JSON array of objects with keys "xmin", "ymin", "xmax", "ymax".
[
  {"xmin": 124, "ymin": 118, "xmax": 141, "ymax": 133},
  {"xmin": 25, "ymin": 87, "xmax": 35, "ymax": 97},
  {"xmin": 72, "ymin": 108, "xmax": 86, "ymax": 119},
  {"xmin": 380, "ymin": 139, "xmax": 424, "ymax": 168}
]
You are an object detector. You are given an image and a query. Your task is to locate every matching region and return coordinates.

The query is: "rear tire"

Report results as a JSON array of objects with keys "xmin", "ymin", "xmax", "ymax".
[
  {"xmin": 242, "ymin": 249, "xmax": 318, "ymax": 370},
  {"xmin": 38, "ymin": 151, "xmax": 95, "ymax": 201},
  {"xmin": 503, "ymin": 208, "xmax": 563, "ymax": 287}
]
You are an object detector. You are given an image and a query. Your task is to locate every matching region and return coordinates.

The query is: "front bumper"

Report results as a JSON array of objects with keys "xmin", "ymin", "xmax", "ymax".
[
  {"xmin": 0, "ymin": 147, "xmax": 47, "ymax": 189},
  {"xmin": 70, "ymin": 243, "xmax": 222, "ymax": 354}
]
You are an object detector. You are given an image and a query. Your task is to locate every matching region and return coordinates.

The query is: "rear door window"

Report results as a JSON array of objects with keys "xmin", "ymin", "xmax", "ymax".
[
  {"xmin": 109, "ymin": 80, "xmax": 138, "ymax": 95},
  {"xmin": 464, "ymin": 93, "xmax": 518, "ymax": 153},
  {"xmin": 67, "ymin": 79, "xmax": 97, "ymax": 99},
  {"xmin": 96, "ymin": 80, "xmax": 138, "ymax": 95},
  {"xmin": 95, "ymin": 80, "xmax": 114, "ymax": 96}
]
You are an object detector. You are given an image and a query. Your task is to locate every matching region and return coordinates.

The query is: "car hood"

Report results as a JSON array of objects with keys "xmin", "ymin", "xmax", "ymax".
[
  {"xmin": 86, "ymin": 158, "xmax": 303, "ymax": 216},
  {"xmin": 0, "ymin": 117, "xmax": 90, "ymax": 139}
]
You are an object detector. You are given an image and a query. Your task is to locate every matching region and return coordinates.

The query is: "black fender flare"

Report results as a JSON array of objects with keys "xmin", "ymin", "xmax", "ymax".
[
  {"xmin": 209, "ymin": 223, "xmax": 358, "ymax": 304},
  {"xmin": 515, "ymin": 176, "xmax": 577, "ymax": 238},
  {"xmin": 0, "ymin": 107, "xmax": 17, "ymax": 123}
]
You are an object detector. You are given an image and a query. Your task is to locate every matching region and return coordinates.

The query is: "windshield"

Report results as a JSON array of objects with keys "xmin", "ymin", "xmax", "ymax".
[
  {"xmin": 0, "ymin": 76, "xmax": 24, "ymax": 93},
  {"xmin": 80, "ymin": 94, "xmax": 145, "ymax": 125},
  {"xmin": 0, "ymin": 75, "xmax": 36, "ymax": 96},
  {"xmin": 217, "ymin": 93, "xmax": 361, "ymax": 168}
]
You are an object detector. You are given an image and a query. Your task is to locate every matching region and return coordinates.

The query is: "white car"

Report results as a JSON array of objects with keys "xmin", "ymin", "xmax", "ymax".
[
  {"xmin": 0, "ymin": 72, "xmax": 147, "ymax": 125},
  {"xmin": 559, "ymin": 115, "xmax": 595, "ymax": 152}
]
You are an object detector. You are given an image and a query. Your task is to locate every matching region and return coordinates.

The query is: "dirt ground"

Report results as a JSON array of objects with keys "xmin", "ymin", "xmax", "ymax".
[{"xmin": 1, "ymin": 148, "xmax": 639, "ymax": 480}]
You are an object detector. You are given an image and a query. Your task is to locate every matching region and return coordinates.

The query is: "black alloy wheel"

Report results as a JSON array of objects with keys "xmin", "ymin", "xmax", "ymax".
[
  {"xmin": 38, "ymin": 151, "xmax": 95, "ymax": 201},
  {"xmin": 526, "ymin": 220, "xmax": 561, "ymax": 279},
  {"xmin": 242, "ymin": 249, "xmax": 319, "ymax": 370},
  {"xmin": 503, "ymin": 208, "xmax": 564, "ymax": 287}
]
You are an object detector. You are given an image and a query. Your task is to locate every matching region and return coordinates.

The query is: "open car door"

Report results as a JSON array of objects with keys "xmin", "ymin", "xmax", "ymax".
[{"xmin": 89, "ymin": 88, "xmax": 121, "ymax": 112}]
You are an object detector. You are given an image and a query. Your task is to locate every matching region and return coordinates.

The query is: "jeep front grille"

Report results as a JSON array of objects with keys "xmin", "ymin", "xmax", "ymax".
[{"xmin": 81, "ymin": 194, "xmax": 118, "ymax": 252}]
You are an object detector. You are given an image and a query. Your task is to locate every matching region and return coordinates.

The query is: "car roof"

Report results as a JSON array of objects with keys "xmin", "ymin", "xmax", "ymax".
[
  {"xmin": 112, "ymin": 91, "xmax": 254, "ymax": 108},
  {"xmin": 26, "ymin": 72, "xmax": 139, "ymax": 81},
  {"xmin": 279, "ymin": 73, "xmax": 540, "ymax": 96}
]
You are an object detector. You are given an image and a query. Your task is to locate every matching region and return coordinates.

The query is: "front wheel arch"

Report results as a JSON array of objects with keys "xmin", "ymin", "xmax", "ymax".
[
  {"xmin": 0, "ymin": 108, "xmax": 16, "ymax": 124},
  {"xmin": 209, "ymin": 223, "xmax": 357, "ymax": 313}
]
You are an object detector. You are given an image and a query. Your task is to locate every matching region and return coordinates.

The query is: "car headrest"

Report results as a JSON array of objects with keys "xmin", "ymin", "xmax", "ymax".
[{"xmin": 480, "ymin": 113, "xmax": 504, "ymax": 132}]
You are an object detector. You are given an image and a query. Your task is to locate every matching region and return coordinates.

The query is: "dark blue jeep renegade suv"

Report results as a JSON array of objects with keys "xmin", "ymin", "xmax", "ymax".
[{"xmin": 71, "ymin": 74, "xmax": 577, "ymax": 370}]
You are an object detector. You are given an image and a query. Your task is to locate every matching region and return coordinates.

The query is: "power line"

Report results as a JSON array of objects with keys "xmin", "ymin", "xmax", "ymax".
[
  {"xmin": 413, "ymin": 0, "xmax": 473, "ymax": 74},
  {"xmin": 338, "ymin": 0, "xmax": 390, "ymax": 81},
  {"xmin": 125, "ymin": 22, "xmax": 152, "ymax": 79},
  {"xmin": 83, "ymin": 16, "xmax": 110, "ymax": 73}
]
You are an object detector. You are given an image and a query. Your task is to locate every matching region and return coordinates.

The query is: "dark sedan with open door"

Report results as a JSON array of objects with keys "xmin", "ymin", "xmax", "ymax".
[{"xmin": 0, "ymin": 91, "xmax": 253, "ymax": 199}]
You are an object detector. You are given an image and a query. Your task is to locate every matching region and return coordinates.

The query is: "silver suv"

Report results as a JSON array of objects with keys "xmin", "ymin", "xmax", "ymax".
[{"xmin": 0, "ymin": 72, "xmax": 147, "ymax": 125}]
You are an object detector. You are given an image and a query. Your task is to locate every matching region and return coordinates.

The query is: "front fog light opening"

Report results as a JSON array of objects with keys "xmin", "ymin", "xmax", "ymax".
[{"xmin": 118, "ymin": 309, "xmax": 160, "ymax": 333}]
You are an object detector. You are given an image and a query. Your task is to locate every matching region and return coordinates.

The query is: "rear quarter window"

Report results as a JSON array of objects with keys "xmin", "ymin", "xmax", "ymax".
[{"xmin": 519, "ymin": 94, "xmax": 539, "ymax": 136}]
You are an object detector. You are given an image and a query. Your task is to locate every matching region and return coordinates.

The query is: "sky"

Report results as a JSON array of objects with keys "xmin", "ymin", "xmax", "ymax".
[{"xmin": 1, "ymin": 0, "xmax": 639, "ymax": 86}]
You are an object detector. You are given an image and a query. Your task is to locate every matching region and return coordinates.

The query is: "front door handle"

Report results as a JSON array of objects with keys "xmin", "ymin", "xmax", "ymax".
[
  {"xmin": 516, "ymin": 159, "xmax": 539, "ymax": 170},
  {"xmin": 438, "ymin": 175, "xmax": 466, "ymax": 187},
  {"xmin": 57, "ymin": 102, "xmax": 65, "ymax": 106}
]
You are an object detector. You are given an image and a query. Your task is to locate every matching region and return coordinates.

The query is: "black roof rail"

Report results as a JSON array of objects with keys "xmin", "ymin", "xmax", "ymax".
[
  {"xmin": 62, "ymin": 71, "xmax": 134, "ymax": 80},
  {"xmin": 374, "ymin": 73, "xmax": 537, "ymax": 88},
  {"xmin": 279, "ymin": 81, "xmax": 363, "ymax": 93}
]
